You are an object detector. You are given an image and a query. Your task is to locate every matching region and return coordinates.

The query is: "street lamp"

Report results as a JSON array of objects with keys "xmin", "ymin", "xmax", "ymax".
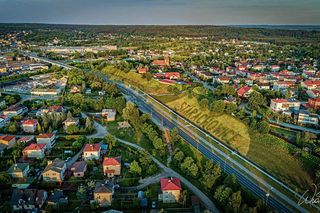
[
  {"xmin": 266, "ymin": 193, "xmax": 270, "ymax": 206},
  {"xmin": 224, "ymin": 155, "xmax": 230, "ymax": 172}
]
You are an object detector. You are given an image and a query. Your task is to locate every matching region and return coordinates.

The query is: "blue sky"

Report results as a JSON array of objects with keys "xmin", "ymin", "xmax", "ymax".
[{"xmin": 0, "ymin": 0, "xmax": 319, "ymax": 25}]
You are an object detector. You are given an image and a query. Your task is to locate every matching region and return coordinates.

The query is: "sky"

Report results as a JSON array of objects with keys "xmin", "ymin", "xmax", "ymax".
[{"xmin": 0, "ymin": 0, "xmax": 319, "ymax": 25}]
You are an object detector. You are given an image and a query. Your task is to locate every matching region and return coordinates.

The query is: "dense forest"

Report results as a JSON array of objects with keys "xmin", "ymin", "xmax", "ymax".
[{"xmin": 1, "ymin": 23, "xmax": 320, "ymax": 44}]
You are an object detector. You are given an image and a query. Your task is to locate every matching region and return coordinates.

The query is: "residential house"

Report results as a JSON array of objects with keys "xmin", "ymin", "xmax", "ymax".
[
  {"xmin": 11, "ymin": 189, "xmax": 47, "ymax": 211},
  {"xmin": 256, "ymin": 82, "xmax": 270, "ymax": 90},
  {"xmin": 83, "ymin": 143, "xmax": 101, "ymax": 160},
  {"xmin": 271, "ymin": 65, "xmax": 280, "ymax": 71},
  {"xmin": 103, "ymin": 157, "xmax": 121, "ymax": 178},
  {"xmin": 308, "ymin": 98, "xmax": 320, "ymax": 109},
  {"xmin": 64, "ymin": 117, "xmax": 79, "ymax": 129},
  {"xmin": 215, "ymin": 76, "xmax": 231, "ymax": 84},
  {"xmin": 270, "ymin": 99, "xmax": 301, "ymax": 112},
  {"xmin": 7, "ymin": 163, "xmax": 30, "ymax": 178},
  {"xmin": 159, "ymin": 178, "xmax": 182, "ymax": 203},
  {"xmin": 102, "ymin": 109, "xmax": 117, "ymax": 121},
  {"xmin": 198, "ymin": 71, "xmax": 214, "ymax": 81},
  {"xmin": 301, "ymin": 80, "xmax": 320, "ymax": 90},
  {"xmin": 36, "ymin": 133, "xmax": 56, "ymax": 149},
  {"xmin": 306, "ymin": 90, "xmax": 320, "ymax": 98},
  {"xmin": 237, "ymin": 86, "xmax": 252, "ymax": 98},
  {"xmin": 71, "ymin": 161, "xmax": 87, "ymax": 177},
  {"xmin": 21, "ymin": 119, "xmax": 38, "ymax": 133},
  {"xmin": 3, "ymin": 104, "xmax": 28, "ymax": 117},
  {"xmin": 93, "ymin": 182, "xmax": 114, "ymax": 206},
  {"xmin": 0, "ymin": 135, "xmax": 16, "ymax": 148},
  {"xmin": 164, "ymin": 72, "xmax": 181, "ymax": 80},
  {"xmin": 42, "ymin": 159, "xmax": 66, "ymax": 182},
  {"xmin": 17, "ymin": 136, "xmax": 34, "ymax": 144},
  {"xmin": 273, "ymin": 81, "xmax": 296, "ymax": 90},
  {"xmin": 297, "ymin": 110, "xmax": 319, "ymax": 126},
  {"xmin": 47, "ymin": 189, "xmax": 68, "ymax": 208},
  {"xmin": 137, "ymin": 66, "xmax": 149, "ymax": 74},
  {"xmin": 23, "ymin": 143, "xmax": 46, "ymax": 159}
]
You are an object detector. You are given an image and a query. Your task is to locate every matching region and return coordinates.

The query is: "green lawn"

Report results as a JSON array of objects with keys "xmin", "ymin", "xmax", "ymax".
[{"xmin": 155, "ymin": 93, "xmax": 317, "ymax": 192}]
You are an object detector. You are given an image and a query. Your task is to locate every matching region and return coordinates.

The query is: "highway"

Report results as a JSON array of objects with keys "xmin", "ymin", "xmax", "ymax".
[
  {"xmin": 23, "ymin": 53, "xmax": 316, "ymax": 213},
  {"xmin": 119, "ymin": 84, "xmax": 297, "ymax": 213}
]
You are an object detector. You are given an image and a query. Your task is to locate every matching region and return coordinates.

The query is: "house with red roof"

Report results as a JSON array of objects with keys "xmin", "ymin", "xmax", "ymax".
[
  {"xmin": 21, "ymin": 119, "xmax": 38, "ymax": 133},
  {"xmin": 237, "ymin": 86, "xmax": 252, "ymax": 98},
  {"xmin": 17, "ymin": 136, "xmax": 34, "ymax": 144},
  {"xmin": 36, "ymin": 133, "xmax": 56, "ymax": 149},
  {"xmin": 301, "ymin": 80, "xmax": 320, "ymax": 90},
  {"xmin": 159, "ymin": 177, "xmax": 182, "ymax": 203},
  {"xmin": 0, "ymin": 135, "xmax": 16, "ymax": 148},
  {"xmin": 83, "ymin": 143, "xmax": 101, "ymax": 160},
  {"xmin": 152, "ymin": 60, "xmax": 168, "ymax": 67},
  {"xmin": 23, "ymin": 143, "xmax": 46, "ymax": 159},
  {"xmin": 164, "ymin": 72, "xmax": 180, "ymax": 80},
  {"xmin": 270, "ymin": 99, "xmax": 301, "ymax": 112},
  {"xmin": 137, "ymin": 66, "xmax": 149, "ymax": 74},
  {"xmin": 308, "ymin": 98, "xmax": 320, "ymax": 109},
  {"xmin": 103, "ymin": 157, "xmax": 121, "ymax": 178},
  {"xmin": 215, "ymin": 76, "xmax": 231, "ymax": 84}
]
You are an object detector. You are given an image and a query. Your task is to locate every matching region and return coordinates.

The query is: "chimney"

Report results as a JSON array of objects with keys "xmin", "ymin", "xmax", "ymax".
[{"xmin": 47, "ymin": 160, "xmax": 52, "ymax": 165}]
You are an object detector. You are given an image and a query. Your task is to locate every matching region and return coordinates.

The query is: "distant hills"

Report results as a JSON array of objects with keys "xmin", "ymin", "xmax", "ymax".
[{"xmin": 232, "ymin": 25, "xmax": 320, "ymax": 31}]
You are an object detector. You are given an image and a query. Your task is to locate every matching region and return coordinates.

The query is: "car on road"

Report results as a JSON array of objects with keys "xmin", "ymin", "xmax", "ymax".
[{"xmin": 151, "ymin": 201, "xmax": 156, "ymax": 208}]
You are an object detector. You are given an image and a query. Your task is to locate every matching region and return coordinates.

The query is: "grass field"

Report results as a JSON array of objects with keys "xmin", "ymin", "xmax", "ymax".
[
  {"xmin": 102, "ymin": 65, "xmax": 174, "ymax": 95},
  {"xmin": 155, "ymin": 93, "xmax": 315, "ymax": 191}
]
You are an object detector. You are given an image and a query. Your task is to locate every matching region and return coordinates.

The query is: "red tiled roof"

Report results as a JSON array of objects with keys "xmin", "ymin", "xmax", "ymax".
[
  {"xmin": 303, "ymin": 80, "xmax": 320, "ymax": 87},
  {"xmin": 0, "ymin": 135, "xmax": 15, "ymax": 141},
  {"xmin": 237, "ymin": 86, "xmax": 251, "ymax": 96},
  {"xmin": 152, "ymin": 60, "xmax": 167, "ymax": 66},
  {"xmin": 271, "ymin": 99, "xmax": 289, "ymax": 103},
  {"xmin": 83, "ymin": 144, "xmax": 101, "ymax": 152},
  {"xmin": 17, "ymin": 136, "xmax": 33, "ymax": 143},
  {"xmin": 160, "ymin": 178, "xmax": 181, "ymax": 191},
  {"xmin": 37, "ymin": 133, "xmax": 55, "ymax": 138},
  {"xmin": 23, "ymin": 143, "xmax": 46, "ymax": 151},
  {"xmin": 22, "ymin": 119, "xmax": 38, "ymax": 125},
  {"xmin": 103, "ymin": 157, "xmax": 121, "ymax": 166}
]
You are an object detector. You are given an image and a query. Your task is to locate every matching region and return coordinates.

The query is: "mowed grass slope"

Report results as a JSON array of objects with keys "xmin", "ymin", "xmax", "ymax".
[
  {"xmin": 156, "ymin": 93, "xmax": 314, "ymax": 190},
  {"xmin": 102, "ymin": 66, "xmax": 171, "ymax": 95}
]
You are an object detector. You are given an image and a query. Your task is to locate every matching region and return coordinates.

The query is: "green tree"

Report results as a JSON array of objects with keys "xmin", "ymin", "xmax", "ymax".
[
  {"xmin": 0, "ymin": 172, "xmax": 12, "ymax": 189},
  {"xmin": 66, "ymin": 124, "xmax": 79, "ymax": 134},
  {"xmin": 257, "ymin": 121, "xmax": 270, "ymax": 134},
  {"xmin": 85, "ymin": 117, "xmax": 94, "ymax": 132},
  {"xmin": 227, "ymin": 191, "xmax": 242, "ymax": 213},
  {"xmin": 130, "ymin": 160, "xmax": 142, "ymax": 175},
  {"xmin": 248, "ymin": 91, "xmax": 265, "ymax": 111},
  {"xmin": 174, "ymin": 151, "xmax": 185, "ymax": 163},
  {"xmin": 104, "ymin": 134, "xmax": 117, "ymax": 154},
  {"xmin": 214, "ymin": 185, "xmax": 233, "ymax": 206}
]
